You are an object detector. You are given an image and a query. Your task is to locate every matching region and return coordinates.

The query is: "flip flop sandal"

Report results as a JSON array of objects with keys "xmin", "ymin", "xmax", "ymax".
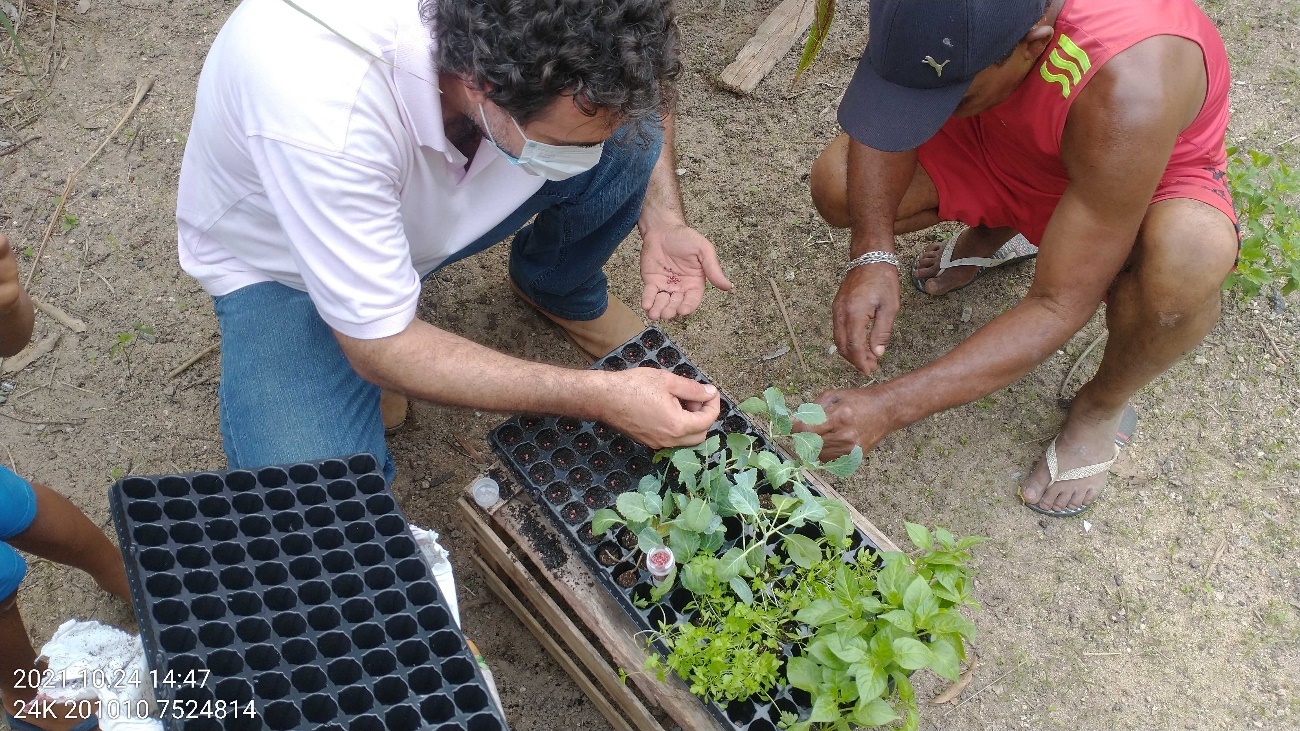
[
  {"xmin": 911, "ymin": 232, "xmax": 1039, "ymax": 296},
  {"xmin": 1022, "ymin": 403, "xmax": 1139, "ymax": 518},
  {"xmin": 5, "ymin": 712, "xmax": 100, "ymax": 731}
]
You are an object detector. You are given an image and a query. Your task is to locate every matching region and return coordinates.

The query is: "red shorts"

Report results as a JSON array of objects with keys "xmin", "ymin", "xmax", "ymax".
[{"xmin": 916, "ymin": 117, "xmax": 1238, "ymax": 246}]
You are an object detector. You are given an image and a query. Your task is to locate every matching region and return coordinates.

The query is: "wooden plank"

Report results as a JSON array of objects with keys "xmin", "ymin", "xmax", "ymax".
[
  {"xmin": 459, "ymin": 496, "xmax": 669, "ymax": 731},
  {"xmin": 470, "ymin": 553, "xmax": 639, "ymax": 731},
  {"xmin": 718, "ymin": 0, "xmax": 816, "ymax": 94},
  {"xmin": 472, "ymin": 489, "xmax": 725, "ymax": 731}
]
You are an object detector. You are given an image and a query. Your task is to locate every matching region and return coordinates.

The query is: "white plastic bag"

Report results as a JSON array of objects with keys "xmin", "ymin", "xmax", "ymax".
[{"xmin": 36, "ymin": 620, "xmax": 163, "ymax": 731}]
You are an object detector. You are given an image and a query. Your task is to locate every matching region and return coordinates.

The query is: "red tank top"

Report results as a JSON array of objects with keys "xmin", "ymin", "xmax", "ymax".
[{"xmin": 973, "ymin": 0, "xmax": 1231, "ymax": 199}]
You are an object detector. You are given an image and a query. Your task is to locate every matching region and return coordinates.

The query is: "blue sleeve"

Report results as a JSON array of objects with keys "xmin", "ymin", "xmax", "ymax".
[{"xmin": 0, "ymin": 466, "xmax": 38, "ymax": 540}]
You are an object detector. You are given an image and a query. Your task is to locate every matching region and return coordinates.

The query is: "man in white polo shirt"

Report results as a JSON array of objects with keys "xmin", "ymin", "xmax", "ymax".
[{"xmin": 177, "ymin": 0, "xmax": 731, "ymax": 480}]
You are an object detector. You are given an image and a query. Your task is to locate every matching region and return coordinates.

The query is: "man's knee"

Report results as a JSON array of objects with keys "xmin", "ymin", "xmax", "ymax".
[
  {"xmin": 810, "ymin": 134, "xmax": 940, "ymax": 232},
  {"xmin": 811, "ymin": 135, "xmax": 851, "ymax": 229},
  {"xmin": 1128, "ymin": 200, "xmax": 1238, "ymax": 322}
]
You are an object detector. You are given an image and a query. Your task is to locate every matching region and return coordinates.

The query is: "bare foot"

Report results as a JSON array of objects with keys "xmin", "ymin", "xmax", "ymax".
[
  {"xmin": 912, "ymin": 227, "xmax": 1017, "ymax": 296},
  {"xmin": 1019, "ymin": 403, "xmax": 1124, "ymax": 513}
]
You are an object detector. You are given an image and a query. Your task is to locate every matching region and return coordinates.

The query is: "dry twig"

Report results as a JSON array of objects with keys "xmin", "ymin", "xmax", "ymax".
[
  {"xmin": 1059, "ymin": 330, "xmax": 1108, "ymax": 401},
  {"xmin": 768, "ymin": 277, "xmax": 809, "ymax": 373},
  {"xmin": 452, "ymin": 437, "xmax": 488, "ymax": 466},
  {"xmin": 167, "ymin": 342, "xmax": 220, "ymax": 379},
  {"xmin": 940, "ymin": 661, "xmax": 1025, "ymax": 716},
  {"xmin": 1204, "ymin": 538, "xmax": 1228, "ymax": 580},
  {"xmin": 31, "ymin": 297, "xmax": 85, "ymax": 332},
  {"xmin": 1, "ymin": 331, "xmax": 58, "ymax": 374},
  {"xmin": 24, "ymin": 76, "xmax": 152, "ymax": 287},
  {"xmin": 1259, "ymin": 322, "xmax": 1287, "ymax": 363},
  {"xmin": 0, "ymin": 135, "xmax": 39, "ymax": 155}
]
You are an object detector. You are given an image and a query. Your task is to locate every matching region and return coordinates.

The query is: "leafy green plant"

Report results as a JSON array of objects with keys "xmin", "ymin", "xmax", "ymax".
[
  {"xmin": 592, "ymin": 389, "xmax": 859, "ymax": 598},
  {"xmin": 596, "ymin": 389, "xmax": 983, "ymax": 729},
  {"xmin": 59, "ymin": 213, "xmax": 79, "ymax": 234},
  {"xmin": 1226, "ymin": 147, "xmax": 1300, "ymax": 297},
  {"xmin": 108, "ymin": 322, "xmax": 155, "ymax": 360},
  {"xmin": 779, "ymin": 525, "xmax": 982, "ymax": 731},
  {"xmin": 794, "ymin": 0, "xmax": 836, "ymax": 82}
]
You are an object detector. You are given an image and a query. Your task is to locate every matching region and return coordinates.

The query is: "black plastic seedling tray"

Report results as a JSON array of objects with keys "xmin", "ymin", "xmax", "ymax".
[
  {"xmin": 109, "ymin": 454, "xmax": 508, "ymax": 731},
  {"xmin": 487, "ymin": 327, "xmax": 880, "ymax": 731}
]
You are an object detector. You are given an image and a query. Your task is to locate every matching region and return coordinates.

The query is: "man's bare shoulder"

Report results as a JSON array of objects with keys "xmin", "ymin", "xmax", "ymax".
[{"xmin": 1061, "ymin": 35, "xmax": 1207, "ymax": 169}]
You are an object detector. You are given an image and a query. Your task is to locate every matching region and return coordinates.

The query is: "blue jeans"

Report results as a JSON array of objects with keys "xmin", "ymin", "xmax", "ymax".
[
  {"xmin": 0, "ymin": 466, "xmax": 38, "ymax": 601},
  {"xmin": 213, "ymin": 125, "xmax": 662, "ymax": 481}
]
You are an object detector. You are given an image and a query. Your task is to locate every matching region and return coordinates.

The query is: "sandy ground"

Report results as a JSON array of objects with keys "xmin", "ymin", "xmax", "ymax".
[{"xmin": 1, "ymin": 0, "xmax": 1297, "ymax": 729}]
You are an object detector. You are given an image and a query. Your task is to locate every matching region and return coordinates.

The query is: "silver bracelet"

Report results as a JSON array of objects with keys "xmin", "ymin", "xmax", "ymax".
[{"xmin": 846, "ymin": 250, "xmax": 900, "ymax": 273}]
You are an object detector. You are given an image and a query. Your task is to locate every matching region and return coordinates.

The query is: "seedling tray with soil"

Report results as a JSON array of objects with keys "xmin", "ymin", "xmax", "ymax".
[
  {"xmin": 109, "ymin": 454, "xmax": 509, "ymax": 731},
  {"xmin": 487, "ymin": 327, "xmax": 882, "ymax": 730}
]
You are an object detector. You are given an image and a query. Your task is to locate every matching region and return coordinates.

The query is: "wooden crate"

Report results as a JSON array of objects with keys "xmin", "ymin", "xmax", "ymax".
[{"xmin": 459, "ymin": 463, "xmax": 900, "ymax": 731}]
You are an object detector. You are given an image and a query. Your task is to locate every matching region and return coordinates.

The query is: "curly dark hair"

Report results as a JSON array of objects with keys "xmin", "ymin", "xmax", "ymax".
[{"xmin": 425, "ymin": 0, "xmax": 681, "ymax": 126}]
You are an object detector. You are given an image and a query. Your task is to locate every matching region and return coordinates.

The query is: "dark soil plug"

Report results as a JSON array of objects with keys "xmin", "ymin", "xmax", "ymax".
[
  {"xmin": 568, "ymin": 466, "xmax": 592, "ymax": 487},
  {"xmin": 582, "ymin": 487, "xmax": 610, "ymax": 509},
  {"xmin": 536, "ymin": 428, "xmax": 560, "ymax": 449},
  {"xmin": 577, "ymin": 524, "xmax": 600, "ymax": 545},
  {"xmin": 656, "ymin": 348, "xmax": 681, "ymax": 367},
  {"xmin": 528, "ymin": 462, "xmax": 554, "ymax": 483},
  {"xmin": 514, "ymin": 444, "xmax": 539, "ymax": 465},
  {"xmin": 544, "ymin": 482, "xmax": 571, "ymax": 504},
  {"xmin": 596, "ymin": 544, "xmax": 621, "ymax": 567},
  {"xmin": 551, "ymin": 448, "xmax": 576, "ymax": 469},
  {"xmin": 589, "ymin": 451, "xmax": 612, "ymax": 470},
  {"xmin": 639, "ymin": 330, "xmax": 665, "ymax": 349},
  {"xmin": 617, "ymin": 529, "xmax": 637, "ymax": 551},
  {"xmin": 573, "ymin": 433, "xmax": 596, "ymax": 454},
  {"xmin": 497, "ymin": 425, "xmax": 523, "ymax": 445},
  {"xmin": 560, "ymin": 501, "xmax": 586, "ymax": 525},
  {"xmin": 610, "ymin": 436, "xmax": 635, "ymax": 457}
]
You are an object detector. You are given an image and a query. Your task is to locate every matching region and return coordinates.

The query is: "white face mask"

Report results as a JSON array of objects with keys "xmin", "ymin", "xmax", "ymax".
[{"xmin": 478, "ymin": 104, "xmax": 604, "ymax": 181}]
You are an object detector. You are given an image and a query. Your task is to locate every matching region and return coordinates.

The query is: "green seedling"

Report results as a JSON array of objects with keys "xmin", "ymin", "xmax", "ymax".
[
  {"xmin": 109, "ymin": 322, "xmax": 156, "ymax": 360},
  {"xmin": 598, "ymin": 389, "xmax": 982, "ymax": 729}
]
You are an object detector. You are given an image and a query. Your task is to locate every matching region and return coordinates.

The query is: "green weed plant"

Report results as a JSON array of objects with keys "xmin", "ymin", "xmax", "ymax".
[{"xmin": 1226, "ymin": 147, "xmax": 1300, "ymax": 297}]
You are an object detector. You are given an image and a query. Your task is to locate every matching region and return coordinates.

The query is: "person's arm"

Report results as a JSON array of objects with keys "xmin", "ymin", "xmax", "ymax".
[
  {"xmin": 638, "ymin": 112, "xmax": 688, "ymax": 234},
  {"xmin": 809, "ymin": 37, "xmax": 1205, "ymax": 458},
  {"xmin": 637, "ymin": 113, "xmax": 733, "ymax": 320},
  {"xmin": 832, "ymin": 144, "xmax": 918, "ymax": 374},
  {"xmin": 246, "ymin": 135, "xmax": 721, "ymax": 448},
  {"xmin": 0, "ymin": 234, "xmax": 35, "ymax": 358},
  {"xmin": 336, "ymin": 321, "xmax": 720, "ymax": 448}
]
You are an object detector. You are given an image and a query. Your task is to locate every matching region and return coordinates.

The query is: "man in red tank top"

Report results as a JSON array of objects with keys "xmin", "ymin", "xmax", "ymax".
[{"xmin": 804, "ymin": 0, "xmax": 1239, "ymax": 517}]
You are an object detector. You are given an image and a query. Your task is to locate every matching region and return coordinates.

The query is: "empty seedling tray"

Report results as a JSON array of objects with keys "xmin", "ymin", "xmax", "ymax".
[
  {"xmin": 109, "ymin": 453, "xmax": 509, "ymax": 731},
  {"xmin": 487, "ymin": 327, "xmax": 880, "ymax": 731}
]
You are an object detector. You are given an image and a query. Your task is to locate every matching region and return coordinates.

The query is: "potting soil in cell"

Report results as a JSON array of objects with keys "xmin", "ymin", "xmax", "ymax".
[
  {"xmin": 108, "ymin": 453, "xmax": 509, "ymax": 731},
  {"xmin": 487, "ymin": 327, "xmax": 882, "ymax": 731}
]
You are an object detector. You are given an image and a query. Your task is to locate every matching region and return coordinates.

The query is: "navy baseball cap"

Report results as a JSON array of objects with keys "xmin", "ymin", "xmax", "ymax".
[{"xmin": 838, "ymin": 0, "xmax": 1047, "ymax": 152}]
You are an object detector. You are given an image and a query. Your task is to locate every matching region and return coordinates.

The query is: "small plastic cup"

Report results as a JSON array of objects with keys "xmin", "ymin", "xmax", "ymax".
[
  {"xmin": 470, "ymin": 477, "xmax": 500, "ymax": 508},
  {"xmin": 646, "ymin": 546, "xmax": 675, "ymax": 584}
]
